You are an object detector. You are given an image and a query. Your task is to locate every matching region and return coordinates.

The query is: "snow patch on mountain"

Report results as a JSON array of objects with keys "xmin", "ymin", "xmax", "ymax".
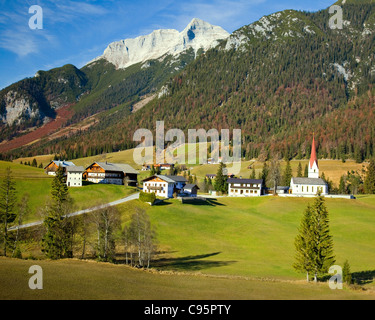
[{"xmin": 333, "ymin": 63, "xmax": 351, "ymax": 82}]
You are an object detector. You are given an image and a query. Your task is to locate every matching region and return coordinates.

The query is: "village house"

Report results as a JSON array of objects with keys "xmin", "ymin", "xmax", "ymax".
[
  {"xmin": 182, "ymin": 184, "xmax": 200, "ymax": 197},
  {"xmin": 155, "ymin": 163, "xmax": 174, "ymax": 171},
  {"xmin": 206, "ymin": 173, "xmax": 235, "ymax": 180},
  {"xmin": 227, "ymin": 178, "xmax": 263, "ymax": 197},
  {"xmin": 66, "ymin": 166, "xmax": 84, "ymax": 187},
  {"xmin": 142, "ymin": 163, "xmax": 174, "ymax": 171},
  {"xmin": 44, "ymin": 160, "xmax": 76, "ymax": 176},
  {"xmin": 142, "ymin": 175, "xmax": 188, "ymax": 198},
  {"xmin": 84, "ymin": 162, "xmax": 139, "ymax": 186},
  {"xmin": 290, "ymin": 136, "xmax": 328, "ymax": 196}
]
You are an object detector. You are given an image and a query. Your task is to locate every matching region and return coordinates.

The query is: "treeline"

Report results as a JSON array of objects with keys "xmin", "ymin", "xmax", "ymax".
[{"xmin": 198, "ymin": 159, "xmax": 375, "ymax": 196}]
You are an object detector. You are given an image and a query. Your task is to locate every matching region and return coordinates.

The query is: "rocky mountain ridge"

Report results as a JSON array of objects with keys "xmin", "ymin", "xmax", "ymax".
[{"xmin": 92, "ymin": 18, "xmax": 230, "ymax": 70}]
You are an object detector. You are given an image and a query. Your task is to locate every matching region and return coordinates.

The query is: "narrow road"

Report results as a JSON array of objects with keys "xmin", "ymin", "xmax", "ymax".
[{"xmin": 9, "ymin": 192, "xmax": 140, "ymax": 231}]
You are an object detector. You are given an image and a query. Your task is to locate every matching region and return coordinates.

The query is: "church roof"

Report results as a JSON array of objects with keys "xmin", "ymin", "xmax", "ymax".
[
  {"xmin": 292, "ymin": 177, "xmax": 327, "ymax": 186},
  {"xmin": 309, "ymin": 136, "xmax": 318, "ymax": 169}
]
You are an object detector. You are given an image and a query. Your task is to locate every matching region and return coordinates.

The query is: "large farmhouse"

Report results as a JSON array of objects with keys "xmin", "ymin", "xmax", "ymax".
[
  {"xmin": 228, "ymin": 178, "xmax": 263, "ymax": 197},
  {"xmin": 44, "ymin": 160, "xmax": 76, "ymax": 176},
  {"xmin": 84, "ymin": 162, "xmax": 139, "ymax": 186},
  {"xmin": 142, "ymin": 175, "xmax": 188, "ymax": 198},
  {"xmin": 290, "ymin": 136, "xmax": 328, "ymax": 196}
]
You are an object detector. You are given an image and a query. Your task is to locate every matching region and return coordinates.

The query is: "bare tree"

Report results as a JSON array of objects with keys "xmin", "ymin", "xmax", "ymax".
[
  {"xmin": 127, "ymin": 208, "xmax": 157, "ymax": 268},
  {"xmin": 12, "ymin": 194, "xmax": 30, "ymax": 257},
  {"xmin": 269, "ymin": 157, "xmax": 281, "ymax": 195},
  {"xmin": 91, "ymin": 206, "xmax": 121, "ymax": 262},
  {"xmin": 79, "ymin": 213, "xmax": 91, "ymax": 259},
  {"xmin": 122, "ymin": 225, "xmax": 130, "ymax": 265}
]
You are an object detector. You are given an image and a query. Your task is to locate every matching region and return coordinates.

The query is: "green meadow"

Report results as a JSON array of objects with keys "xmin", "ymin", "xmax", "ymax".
[
  {"xmin": 115, "ymin": 196, "xmax": 375, "ymax": 284},
  {"xmin": 1, "ymin": 257, "xmax": 373, "ymax": 300},
  {"xmin": 0, "ymin": 161, "xmax": 137, "ymax": 223},
  {"xmin": 1, "ymin": 160, "xmax": 374, "ymax": 299}
]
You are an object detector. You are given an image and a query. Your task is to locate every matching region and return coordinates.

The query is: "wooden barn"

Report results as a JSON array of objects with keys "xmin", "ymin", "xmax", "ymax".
[{"xmin": 84, "ymin": 162, "xmax": 139, "ymax": 186}]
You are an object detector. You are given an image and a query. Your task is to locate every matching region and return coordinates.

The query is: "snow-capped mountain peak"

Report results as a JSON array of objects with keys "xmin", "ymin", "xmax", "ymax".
[{"xmin": 91, "ymin": 18, "xmax": 230, "ymax": 69}]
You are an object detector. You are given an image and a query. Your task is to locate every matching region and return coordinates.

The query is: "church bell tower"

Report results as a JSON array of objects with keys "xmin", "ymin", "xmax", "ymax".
[{"xmin": 308, "ymin": 135, "xmax": 319, "ymax": 179}]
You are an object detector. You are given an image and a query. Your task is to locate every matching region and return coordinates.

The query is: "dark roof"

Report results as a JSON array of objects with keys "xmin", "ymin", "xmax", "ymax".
[
  {"xmin": 86, "ymin": 162, "xmax": 138, "ymax": 175},
  {"xmin": 227, "ymin": 178, "xmax": 263, "ymax": 184},
  {"xmin": 277, "ymin": 186, "xmax": 290, "ymax": 190},
  {"xmin": 183, "ymin": 184, "xmax": 200, "ymax": 190},
  {"xmin": 66, "ymin": 166, "xmax": 85, "ymax": 173},
  {"xmin": 291, "ymin": 177, "xmax": 327, "ymax": 186},
  {"xmin": 164, "ymin": 175, "xmax": 187, "ymax": 183}
]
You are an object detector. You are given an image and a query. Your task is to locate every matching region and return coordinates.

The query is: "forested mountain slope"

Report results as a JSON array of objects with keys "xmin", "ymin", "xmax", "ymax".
[{"xmin": 2, "ymin": 1, "xmax": 375, "ymax": 162}]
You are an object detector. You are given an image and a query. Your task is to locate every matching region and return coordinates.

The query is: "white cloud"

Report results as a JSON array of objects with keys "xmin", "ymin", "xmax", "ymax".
[
  {"xmin": 0, "ymin": 25, "xmax": 57, "ymax": 57},
  {"xmin": 44, "ymin": 0, "xmax": 110, "ymax": 24},
  {"xmin": 0, "ymin": 5, "xmax": 53, "ymax": 57}
]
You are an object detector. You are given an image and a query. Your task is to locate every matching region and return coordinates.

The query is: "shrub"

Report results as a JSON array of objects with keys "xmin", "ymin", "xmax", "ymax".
[
  {"xmin": 343, "ymin": 260, "xmax": 352, "ymax": 285},
  {"xmin": 139, "ymin": 191, "xmax": 156, "ymax": 204}
]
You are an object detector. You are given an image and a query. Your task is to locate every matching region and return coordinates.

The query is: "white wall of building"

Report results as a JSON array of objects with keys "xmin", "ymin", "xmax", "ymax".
[
  {"xmin": 290, "ymin": 181, "xmax": 328, "ymax": 196},
  {"xmin": 228, "ymin": 183, "xmax": 262, "ymax": 197},
  {"xmin": 67, "ymin": 172, "xmax": 82, "ymax": 187},
  {"xmin": 308, "ymin": 161, "xmax": 319, "ymax": 179},
  {"xmin": 143, "ymin": 181, "xmax": 172, "ymax": 198}
]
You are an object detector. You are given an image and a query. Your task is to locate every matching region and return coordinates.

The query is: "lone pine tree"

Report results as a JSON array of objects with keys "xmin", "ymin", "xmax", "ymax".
[
  {"xmin": 364, "ymin": 160, "xmax": 375, "ymax": 194},
  {"xmin": 0, "ymin": 167, "xmax": 17, "ymax": 256},
  {"xmin": 42, "ymin": 166, "xmax": 73, "ymax": 259},
  {"xmin": 294, "ymin": 193, "xmax": 335, "ymax": 282},
  {"xmin": 214, "ymin": 162, "xmax": 228, "ymax": 194},
  {"xmin": 282, "ymin": 160, "xmax": 293, "ymax": 187}
]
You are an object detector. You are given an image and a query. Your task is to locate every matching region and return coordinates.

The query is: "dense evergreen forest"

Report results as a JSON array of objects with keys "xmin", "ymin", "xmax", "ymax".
[{"xmin": 1, "ymin": 2, "xmax": 375, "ymax": 162}]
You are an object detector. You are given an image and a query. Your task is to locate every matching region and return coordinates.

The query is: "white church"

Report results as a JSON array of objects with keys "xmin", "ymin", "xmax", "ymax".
[{"xmin": 290, "ymin": 136, "xmax": 329, "ymax": 196}]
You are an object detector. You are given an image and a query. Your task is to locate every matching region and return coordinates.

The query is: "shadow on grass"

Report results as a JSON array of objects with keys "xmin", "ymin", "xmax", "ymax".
[
  {"xmin": 182, "ymin": 198, "xmax": 226, "ymax": 207},
  {"xmin": 318, "ymin": 269, "xmax": 375, "ymax": 285},
  {"xmin": 153, "ymin": 200, "xmax": 173, "ymax": 206},
  {"xmin": 82, "ymin": 180, "xmax": 95, "ymax": 186},
  {"xmin": 352, "ymin": 270, "xmax": 375, "ymax": 285},
  {"xmin": 152, "ymin": 252, "xmax": 236, "ymax": 271}
]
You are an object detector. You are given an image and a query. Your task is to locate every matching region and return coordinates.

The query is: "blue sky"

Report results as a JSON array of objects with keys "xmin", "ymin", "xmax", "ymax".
[{"xmin": 0, "ymin": 0, "xmax": 335, "ymax": 90}]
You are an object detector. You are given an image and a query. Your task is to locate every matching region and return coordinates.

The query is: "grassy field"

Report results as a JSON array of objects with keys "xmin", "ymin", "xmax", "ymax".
[
  {"xmin": 0, "ymin": 161, "xmax": 137, "ymax": 223},
  {"xmin": 3, "ymin": 150, "xmax": 374, "ymax": 300},
  {"xmin": 107, "ymin": 195, "xmax": 375, "ymax": 292},
  {"xmin": 1, "ymin": 192, "xmax": 374, "ymax": 299},
  {"xmin": 0, "ymin": 257, "xmax": 373, "ymax": 300}
]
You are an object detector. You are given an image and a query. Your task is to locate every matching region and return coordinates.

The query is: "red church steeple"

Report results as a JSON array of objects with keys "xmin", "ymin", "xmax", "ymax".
[{"xmin": 309, "ymin": 134, "xmax": 318, "ymax": 170}]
